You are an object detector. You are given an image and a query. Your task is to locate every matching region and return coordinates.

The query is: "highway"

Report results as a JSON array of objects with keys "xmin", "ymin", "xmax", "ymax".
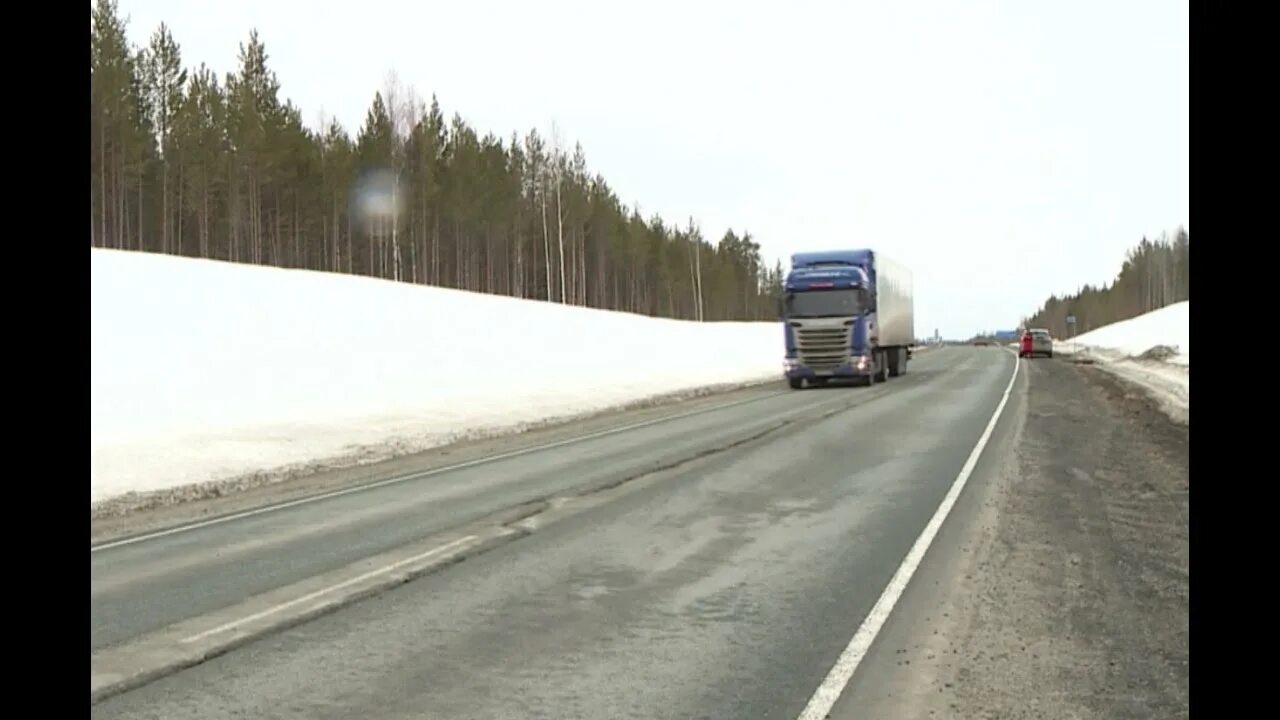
[{"xmin": 93, "ymin": 346, "xmax": 1026, "ymax": 718}]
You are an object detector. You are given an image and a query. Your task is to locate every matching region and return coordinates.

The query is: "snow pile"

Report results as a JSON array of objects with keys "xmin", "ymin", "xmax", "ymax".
[
  {"xmin": 1053, "ymin": 302, "xmax": 1189, "ymax": 422},
  {"xmin": 92, "ymin": 249, "xmax": 781, "ymax": 506},
  {"xmin": 1055, "ymin": 301, "xmax": 1188, "ymax": 366}
]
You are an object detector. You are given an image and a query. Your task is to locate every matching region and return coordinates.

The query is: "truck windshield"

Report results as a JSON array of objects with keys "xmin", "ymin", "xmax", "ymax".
[{"xmin": 784, "ymin": 289, "xmax": 866, "ymax": 318}]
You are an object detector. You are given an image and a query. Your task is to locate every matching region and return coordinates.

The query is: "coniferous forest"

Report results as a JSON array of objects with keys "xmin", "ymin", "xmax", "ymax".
[
  {"xmin": 91, "ymin": 0, "xmax": 783, "ymax": 322},
  {"xmin": 93, "ymin": 0, "xmax": 1187, "ymax": 338},
  {"xmin": 1022, "ymin": 228, "xmax": 1189, "ymax": 338}
]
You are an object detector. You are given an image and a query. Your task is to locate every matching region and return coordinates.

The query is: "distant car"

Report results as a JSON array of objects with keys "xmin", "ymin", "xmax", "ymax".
[{"xmin": 1019, "ymin": 329, "xmax": 1053, "ymax": 358}]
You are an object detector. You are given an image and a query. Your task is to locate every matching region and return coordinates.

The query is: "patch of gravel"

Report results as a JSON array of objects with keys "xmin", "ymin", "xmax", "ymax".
[
  {"xmin": 939, "ymin": 357, "xmax": 1189, "ymax": 719},
  {"xmin": 1131, "ymin": 344, "xmax": 1181, "ymax": 362}
]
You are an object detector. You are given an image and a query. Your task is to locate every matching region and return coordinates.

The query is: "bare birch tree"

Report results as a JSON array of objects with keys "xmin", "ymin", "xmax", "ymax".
[
  {"xmin": 382, "ymin": 71, "xmax": 413, "ymax": 282},
  {"xmin": 550, "ymin": 120, "xmax": 567, "ymax": 304}
]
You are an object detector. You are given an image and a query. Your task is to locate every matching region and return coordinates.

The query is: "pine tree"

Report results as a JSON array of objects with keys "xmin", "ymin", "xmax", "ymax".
[
  {"xmin": 1026, "ymin": 231, "xmax": 1189, "ymax": 337},
  {"xmin": 90, "ymin": 16, "xmax": 789, "ymax": 323}
]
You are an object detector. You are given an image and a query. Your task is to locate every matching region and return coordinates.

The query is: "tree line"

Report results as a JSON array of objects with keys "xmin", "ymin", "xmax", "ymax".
[
  {"xmin": 1022, "ymin": 227, "xmax": 1189, "ymax": 338},
  {"xmin": 90, "ymin": 0, "xmax": 785, "ymax": 322}
]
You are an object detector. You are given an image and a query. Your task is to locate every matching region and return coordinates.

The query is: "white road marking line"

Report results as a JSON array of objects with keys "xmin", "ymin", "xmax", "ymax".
[
  {"xmin": 92, "ymin": 388, "xmax": 789, "ymax": 553},
  {"xmin": 795, "ymin": 349, "xmax": 1020, "ymax": 720},
  {"xmin": 180, "ymin": 535, "xmax": 479, "ymax": 644}
]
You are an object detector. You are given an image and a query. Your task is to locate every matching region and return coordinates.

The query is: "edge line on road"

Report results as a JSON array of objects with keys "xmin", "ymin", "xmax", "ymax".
[
  {"xmin": 91, "ymin": 386, "xmax": 789, "ymax": 553},
  {"xmin": 795, "ymin": 348, "xmax": 1020, "ymax": 720},
  {"xmin": 179, "ymin": 535, "xmax": 479, "ymax": 644}
]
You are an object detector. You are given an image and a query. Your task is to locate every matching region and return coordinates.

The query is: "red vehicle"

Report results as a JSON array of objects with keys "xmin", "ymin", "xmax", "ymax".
[{"xmin": 1019, "ymin": 328, "xmax": 1053, "ymax": 358}]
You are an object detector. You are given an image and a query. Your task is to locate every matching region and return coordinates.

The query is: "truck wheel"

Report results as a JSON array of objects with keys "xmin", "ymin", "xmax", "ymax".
[
  {"xmin": 875, "ymin": 352, "xmax": 889, "ymax": 382},
  {"xmin": 788, "ymin": 377, "xmax": 804, "ymax": 390}
]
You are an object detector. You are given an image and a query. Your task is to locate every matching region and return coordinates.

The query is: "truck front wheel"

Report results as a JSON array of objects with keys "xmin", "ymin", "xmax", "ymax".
[{"xmin": 788, "ymin": 377, "xmax": 804, "ymax": 390}]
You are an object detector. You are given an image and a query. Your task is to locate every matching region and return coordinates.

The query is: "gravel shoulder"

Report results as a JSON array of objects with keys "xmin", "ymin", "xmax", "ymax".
[
  {"xmin": 833, "ymin": 353, "xmax": 1189, "ymax": 719},
  {"xmin": 1053, "ymin": 341, "xmax": 1189, "ymax": 425}
]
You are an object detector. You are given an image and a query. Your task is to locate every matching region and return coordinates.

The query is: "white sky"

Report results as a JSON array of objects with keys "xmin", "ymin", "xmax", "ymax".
[{"xmin": 113, "ymin": 0, "xmax": 1187, "ymax": 338}]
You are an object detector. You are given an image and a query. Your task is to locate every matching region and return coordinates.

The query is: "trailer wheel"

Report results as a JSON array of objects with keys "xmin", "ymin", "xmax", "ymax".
[{"xmin": 888, "ymin": 348, "xmax": 903, "ymax": 377}]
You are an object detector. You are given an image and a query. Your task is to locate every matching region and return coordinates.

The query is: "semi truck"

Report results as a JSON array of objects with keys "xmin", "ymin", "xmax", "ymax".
[{"xmin": 781, "ymin": 249, "xmax": 915, "ymax": 389}]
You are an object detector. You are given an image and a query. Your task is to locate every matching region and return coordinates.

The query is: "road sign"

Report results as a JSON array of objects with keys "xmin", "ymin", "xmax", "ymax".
[{"xmin": 1066, "ymin": 315, "xmax": 1077, "ymax": 325}]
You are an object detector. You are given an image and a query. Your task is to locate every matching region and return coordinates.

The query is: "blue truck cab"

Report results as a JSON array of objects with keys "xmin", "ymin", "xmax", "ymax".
[{"xmin": 781, "ymin": 249, "xmax": 915, "ymax": 390}]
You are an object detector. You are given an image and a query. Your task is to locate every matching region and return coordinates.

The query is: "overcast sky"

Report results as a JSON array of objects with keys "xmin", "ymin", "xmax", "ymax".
[{"xmin": 114, "ymin": 0, "xmax": 1187, "ymax": 338}]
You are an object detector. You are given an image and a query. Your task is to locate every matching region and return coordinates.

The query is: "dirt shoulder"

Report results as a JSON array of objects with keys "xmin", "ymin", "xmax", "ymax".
[
  {"xmin": 834, "ymin": 354, "xmax": 1188, "ymax": 719},
  {"xmin": 1053, "ymin": 342, "xmax": 1189, "ymax": 426}
]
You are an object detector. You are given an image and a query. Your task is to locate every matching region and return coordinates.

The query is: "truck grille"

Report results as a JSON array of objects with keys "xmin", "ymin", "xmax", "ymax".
[{"xmin": 797, "ymin": 327, "xmax": 851, "ymax": 370}]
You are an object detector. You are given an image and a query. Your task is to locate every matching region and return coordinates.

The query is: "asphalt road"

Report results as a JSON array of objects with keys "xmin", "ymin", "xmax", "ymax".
[
  {"xmin": 91, "ymin": 348, "xmax": 958, "ymax": 651},
  {"xmin": 93, "ymin": 346, "xmax": 1022, "ymax": 719}
]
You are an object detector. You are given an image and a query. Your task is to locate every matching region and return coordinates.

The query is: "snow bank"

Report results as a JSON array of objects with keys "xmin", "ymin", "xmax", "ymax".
[
  {"xmin": 1056, "ymin": 301, "xmax": 1188, "ymax": 366},
  {"xmin": 91, "ymin": 249, "xmax": 780, "ymax": 505},
  {"xmin": 1052, "ymin": 302, "xmax": 1189, "ymax": 423}
]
